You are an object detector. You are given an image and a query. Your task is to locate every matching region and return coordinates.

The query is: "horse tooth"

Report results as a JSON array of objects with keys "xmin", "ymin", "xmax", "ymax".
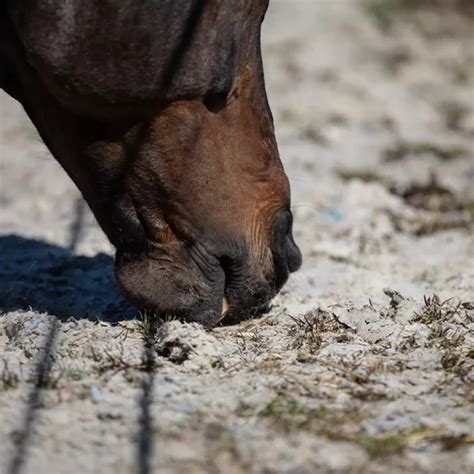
[{"xmin": 219, "ymin": 297, "xmax": 230, "ymax": 320}]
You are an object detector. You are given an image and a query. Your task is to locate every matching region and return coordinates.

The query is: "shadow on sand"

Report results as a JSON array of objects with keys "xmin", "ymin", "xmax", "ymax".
[
  {"xmin": 1, "ymin": 233, "xmax": 157, "ymax": 474},
  {"xmin": 0, "ymin": 233, "xmax": 136, "ymax": 322}
]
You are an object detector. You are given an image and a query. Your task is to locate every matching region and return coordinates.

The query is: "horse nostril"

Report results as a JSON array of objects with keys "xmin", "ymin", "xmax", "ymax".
[
  {"xmin": 271, "ymin": 210, "xmax": 302, "ymax": 284},
  {"xmin": 286, "ymin": 235, "xmax": 302, "ymax": 273}
]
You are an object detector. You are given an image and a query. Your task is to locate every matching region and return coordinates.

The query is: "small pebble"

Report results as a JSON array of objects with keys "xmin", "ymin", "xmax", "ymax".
[
  {"xmin": 90, "ymin": 386, "xmax": 102, "ymax": 404},
  {"xmin": 296, "ymin": 351, "xmax": 313, "ymax": 363}
]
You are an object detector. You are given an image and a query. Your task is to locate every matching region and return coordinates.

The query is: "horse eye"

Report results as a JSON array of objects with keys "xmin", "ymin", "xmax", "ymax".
[{"xmin": 203, "ymin": 90, "xmax": 229, "ymax": 113}]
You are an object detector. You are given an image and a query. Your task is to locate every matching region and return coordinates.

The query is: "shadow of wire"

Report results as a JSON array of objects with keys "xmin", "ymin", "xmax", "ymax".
[
  {"xmin": 135, "ymin": 1, "xmax": 210, "ymax": 468},
  {"xmin": 136, "ymin": 321, "xmax": 158, "ymax": 474},
  {"xmin": 67, "ymin": 197, "xmax": 87, "ymax": 253},
  {"xmin": 7, "ymin": 319, "xmax": 60, "ymax": 474}
]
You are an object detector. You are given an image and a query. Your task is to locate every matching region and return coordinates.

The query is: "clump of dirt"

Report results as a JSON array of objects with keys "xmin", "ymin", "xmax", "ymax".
[
  {"xmin": 156, "ymin": 339, "xmax": 191, "ymax": 365},
  {"xmin": 154, "ymin": 321, "xmax": 225, "ymax": 368}
]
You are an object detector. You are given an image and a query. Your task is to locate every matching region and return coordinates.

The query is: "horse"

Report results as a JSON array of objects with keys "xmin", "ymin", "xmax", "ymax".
[{"xmin": 0, "ymin": 0, "xmax": 301, "ymax": 325}]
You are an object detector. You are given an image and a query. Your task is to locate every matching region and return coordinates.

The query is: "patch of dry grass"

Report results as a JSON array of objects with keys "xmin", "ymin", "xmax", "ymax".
[
  {"xmin": 384, "ymin": 141, "xmax": 468, "ymax": 162},
  {"xmin": 239, "ymin": 393, "xmax": 365, "ymax": 439},
  {"xmin": 414, "ymin": 294, "xmax": 466, "ymax": 325},
  {"xmin": 388, "ymin": 174, "xmax": 474, "ymax": 236},
  {"xmin": 337, "ymin": 168, "xmax": 387, "ymax": 184},
  {"xmin": 390, "ymin": 175, "xmax": 469, "ymax": 213},
  {"xmin": 287, "ymin": 308, "xmax": 352, "ymax": 352},
  {"xmin": 0, "ymin": 361, "xmax": 19, "ymax": 391},
  {"xmin": 363, "ymin": 0, "xmax": 474, "ymax": 32}
]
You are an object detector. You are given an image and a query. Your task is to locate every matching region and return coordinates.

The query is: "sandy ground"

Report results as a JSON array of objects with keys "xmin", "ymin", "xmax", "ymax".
[{"xmin": 1, "ymin": 1, "xmax": 473, "ymax": 473}]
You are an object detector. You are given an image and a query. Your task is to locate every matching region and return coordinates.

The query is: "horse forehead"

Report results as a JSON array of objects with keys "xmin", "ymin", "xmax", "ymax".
[{"xmin": 12, "ymin": 0, "xmax": 267, "ymax": 105}]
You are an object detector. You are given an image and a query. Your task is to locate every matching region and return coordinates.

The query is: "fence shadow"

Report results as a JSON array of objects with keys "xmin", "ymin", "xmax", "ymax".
[
  {"xmin": 136, "ymin": 321, "xmax": 158, "ymax": 474},
  {"xmin": 7, "ymin": 318, "xmax": 60, "ymax": 474}
]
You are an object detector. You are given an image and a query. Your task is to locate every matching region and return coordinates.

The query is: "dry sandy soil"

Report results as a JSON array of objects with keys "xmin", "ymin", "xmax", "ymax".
[{"xmin": 1, "ymin": 1, "xmax": 473, "ymax": 473}]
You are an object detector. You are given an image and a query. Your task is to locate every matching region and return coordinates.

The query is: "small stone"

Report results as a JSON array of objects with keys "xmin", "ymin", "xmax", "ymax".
[
  {"xmin": 90, "ymin": 385, "xmax": 102, "ymax": 404},
  {"xmin": 352, "ymin": 368, "xmax": 369, "ymax": 383},
  {"xmin": 296, "ymin": 351, "xmax": 312, "ymax": 363}
]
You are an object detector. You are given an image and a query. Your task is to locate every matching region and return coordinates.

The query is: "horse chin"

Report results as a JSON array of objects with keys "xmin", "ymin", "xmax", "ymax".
[{"xmin": 114, "ymin": 247, "xmax": 226, "ymax": 326}]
